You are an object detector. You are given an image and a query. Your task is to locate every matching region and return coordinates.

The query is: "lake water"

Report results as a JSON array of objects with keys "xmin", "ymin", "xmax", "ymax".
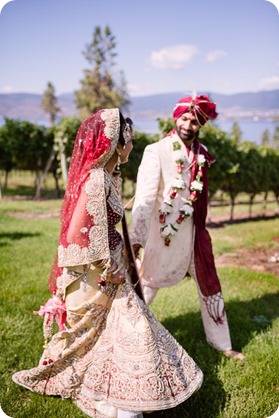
[{"xmin": 133, "ymin": 119, "xmax": 278, "ymax": 145}]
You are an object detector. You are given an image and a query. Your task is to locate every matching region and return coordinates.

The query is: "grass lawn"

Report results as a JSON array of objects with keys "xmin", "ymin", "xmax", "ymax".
[{"xmin": 0, "ymin": 200, "xmax": 278, "ymax": 418}]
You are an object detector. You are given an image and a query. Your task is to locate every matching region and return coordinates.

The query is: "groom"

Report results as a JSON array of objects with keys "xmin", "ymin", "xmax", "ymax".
[{"xmin": 130, "ymin": 94, "xmax": 245, "ymax": 360}]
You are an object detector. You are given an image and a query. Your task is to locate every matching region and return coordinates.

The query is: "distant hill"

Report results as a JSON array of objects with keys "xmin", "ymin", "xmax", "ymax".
[
  {"xmin": 0, "ymin": 93, "xmax": 76, "ymax": 122},
  {"xmin": 0, "ymin": 90, "xmax": 278, "ymax": 124}
]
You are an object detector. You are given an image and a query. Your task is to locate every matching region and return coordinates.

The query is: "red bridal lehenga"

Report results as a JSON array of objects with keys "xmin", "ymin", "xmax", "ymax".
[{"xmin": 12, "ymin": 109, "xmax": 203, "ymax": 418}]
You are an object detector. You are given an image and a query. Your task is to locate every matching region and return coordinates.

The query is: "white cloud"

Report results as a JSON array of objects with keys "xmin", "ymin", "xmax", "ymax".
[
  {"xmin": 2, "ymin": 85, "xmax": 14, "ymax": 93},
  {"xmin": 149, "ymin": 44, "xmax": 199, "ymax": 70},
  {"xmin": 259, "ymin": 75, "xmax": 279, "ymax": 89},
  {"xmin": 206, "ymin": 50, "xmax": 227, "ymax": 62},
  {"xmin": 0, "ymin": 0, "xmax": 14, "ymax": 15}
]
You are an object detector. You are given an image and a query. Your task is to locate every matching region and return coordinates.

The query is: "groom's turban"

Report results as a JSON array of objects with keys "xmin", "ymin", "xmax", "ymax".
[{"xmin": 173, "ymin": 94, "xmax": 218, "ymax": 126}]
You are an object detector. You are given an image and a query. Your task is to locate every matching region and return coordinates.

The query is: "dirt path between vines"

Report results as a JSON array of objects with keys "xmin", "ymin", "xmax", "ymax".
[
  {"xmin": 207, "ymin": 214, "xmax": 279, "ymax": 277},
  {"xmin": 214, "ymin": 240, "xmax": 279, "ymax": 277}
]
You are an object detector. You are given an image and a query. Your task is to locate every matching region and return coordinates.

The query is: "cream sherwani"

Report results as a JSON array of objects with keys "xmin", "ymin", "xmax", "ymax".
[
  {"xmin": 130, "ymin": 132, "xmax": 232, "ymax": 351},
  {"xmin": 130, "ymin": 134, "xmax": 195, "ymax": 287}
]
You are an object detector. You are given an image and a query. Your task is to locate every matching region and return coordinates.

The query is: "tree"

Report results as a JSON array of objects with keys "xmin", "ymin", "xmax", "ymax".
[
  {"xmin": 258, "ymin": 145, "xmax": 272, "ymax": 216},
  {"xmin": 40, "ymin": 82, "xmax": 61, "ymax": 127},
  {"xmin": 0, "ymin": 124, "xmax": 13, "ymax": 197},
  {"xmin": 272, "ymin": 125, "xmax": 279, "ymax": 149},
  {"xmin": 54, "ymin": 117, "xmax": 81, "ymax": 187},
  {"xmin": 268, "ymin": 148, "xmax": 279, "ymax": 214},
  {"xmin": 230, "ymin": 121, "xmax": 243, "ymax": 145},
  {"xmin": 0, "ymin": 118, "xmax": 54, "ymax": 199},
  {"xmin": 200, "ymin": 125, "xmax": 243, "ymax": 221},
  {"xmin": 199, "ymin": 124, "xmax": 231, "ymax": 198},
  {"xmin": 261, "ymin": 129, "xmax": 270, "ymax": 146},
  {"xmin": 238, "ymin": 141, "xmax": 265, "ymax": 218},
  {"xmin": 74, "ymin": 26, "xmax": 130, "ymax": 119},
  {"xmin": 40, "ymin": 82, "xmax": 61, "ymax": 195},
  {"xmin": 157, "ymin": 117, "xmax": 174, "ymax": 137},
  {"xmin": 121, "ymin": 131, "xmax": 155, "ymax": 195}
]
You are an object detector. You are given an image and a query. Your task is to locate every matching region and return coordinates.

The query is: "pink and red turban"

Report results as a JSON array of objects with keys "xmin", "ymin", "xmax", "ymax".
[{"xmin": 173, "ymin": 94, "xmax": 218, "ymax": 126}]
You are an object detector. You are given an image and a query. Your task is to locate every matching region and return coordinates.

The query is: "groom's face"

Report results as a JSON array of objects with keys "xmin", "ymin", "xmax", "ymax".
[{"xmin": 175, "ymin": 112, "xmax": 200, "ymax": 145}]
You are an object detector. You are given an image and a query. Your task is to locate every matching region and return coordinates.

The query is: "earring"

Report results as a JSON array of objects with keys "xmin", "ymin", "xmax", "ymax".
[{"xmin": 116, "ymin": 153, "xmax": 121, "ymax": 171}]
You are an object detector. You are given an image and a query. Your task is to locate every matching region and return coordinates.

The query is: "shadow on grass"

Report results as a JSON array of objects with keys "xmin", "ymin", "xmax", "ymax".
[
  {"xmin": 2, "ymin": 185, "xmax": 35, "ymax": 195},
  {"xmin": 145, "ymin": 292, "xmax": 279, "ymax": 418},
  {"xmin": 0, "ymin": 231, "xmax": 41, "ymax": 247},
  {"xmin": 2, "ymin": 185, "xmax": 61, "ymax": 199}
]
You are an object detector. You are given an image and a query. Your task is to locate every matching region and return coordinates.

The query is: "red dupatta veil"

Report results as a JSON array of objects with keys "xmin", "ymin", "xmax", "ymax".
[{"xmin": 49, "ymin": 109, "xmax": 121, "ymax": 294}]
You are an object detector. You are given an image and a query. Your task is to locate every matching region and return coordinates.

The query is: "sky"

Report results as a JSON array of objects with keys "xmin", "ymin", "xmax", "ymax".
[{"xmin": 0, "ymin": 0, "xmax": 279, "ymax": 97}]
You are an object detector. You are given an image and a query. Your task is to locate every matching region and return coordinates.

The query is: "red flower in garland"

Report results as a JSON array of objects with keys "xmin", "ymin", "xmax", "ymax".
[
  {"xmin": 159, "ymin": 213, "xmax": 166, "ymax": 224},
  {"xmin": 164, "ymin": 237, "xmax": 171, "ymax": 246},
  {"xmin": 177, "ymin": 163, "xmax": 183, "ymax": 174},
  {"xmin": 170, "ymin": 190, "xmax": 177, "ymax": 199},
  {"xmin": 189, "ymin": 191, "xmax": 197, "ymax": 201},
  {"xmin": 176, "ymin": 214, "xmax": 185, "ymax": 224}
]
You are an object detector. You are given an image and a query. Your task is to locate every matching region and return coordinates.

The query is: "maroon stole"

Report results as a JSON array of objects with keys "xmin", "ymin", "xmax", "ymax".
[{"xmin": 191, "ymin": 139, "xmax": 224, "ymax": 323}]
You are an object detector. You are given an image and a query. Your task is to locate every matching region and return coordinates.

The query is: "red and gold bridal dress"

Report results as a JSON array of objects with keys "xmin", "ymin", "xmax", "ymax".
[{"xmin": 12, "ymin": 170, "xmax": 203, "ymax": 418}]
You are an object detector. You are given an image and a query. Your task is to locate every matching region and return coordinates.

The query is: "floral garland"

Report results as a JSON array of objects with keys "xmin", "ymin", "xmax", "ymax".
[{"xmin": 159, "ymin": 140, "xmax": 206, "ymax": 246}]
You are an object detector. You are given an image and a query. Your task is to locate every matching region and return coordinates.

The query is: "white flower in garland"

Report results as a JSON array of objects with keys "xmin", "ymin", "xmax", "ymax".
[
  {"xmin": 197, "ymin": 154, "xmax": 206, "ymax": 166},
  {"xmin": 172, "ymin": 177, "xmax": 186, "ymax": 189},
  {"xmin": 159, "ymin": 139, "xmax": 206, "ymax": 246},
  {"xmin": 180, "ymin": 199, "xmax": 194, "ymax": 216},
  {"xmin": 191, "ymin": 179, "xmax": 203, "ymax": 192},
  {"xmin": 160, "ymin": 224, "xmax": 177, "ymax": 238}
]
